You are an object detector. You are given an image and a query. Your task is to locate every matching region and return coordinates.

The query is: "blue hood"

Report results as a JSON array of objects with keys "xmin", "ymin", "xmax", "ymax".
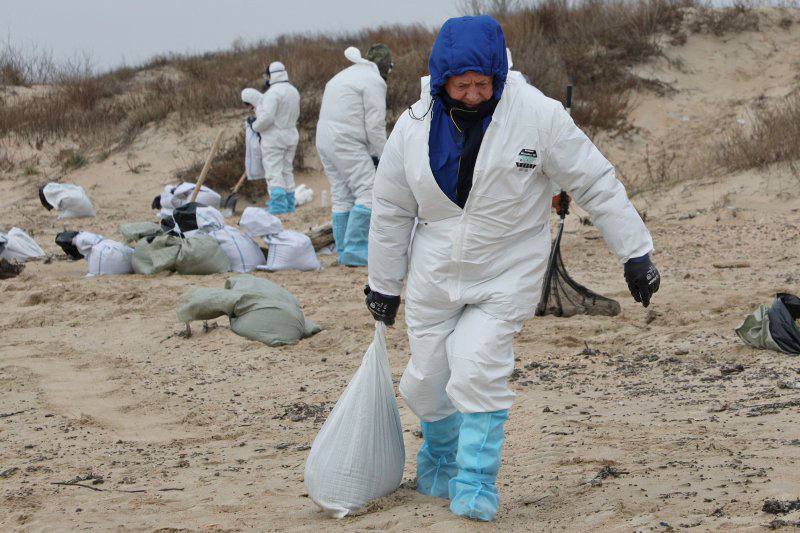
[{"xmin": 429, "ymin": 15, "xmax": 508, "ymax": 100}]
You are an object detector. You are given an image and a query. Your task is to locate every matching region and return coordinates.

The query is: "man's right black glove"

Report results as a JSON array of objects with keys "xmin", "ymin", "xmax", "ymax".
[
  {"xmin": 624, "ymin": 254, "xmax": 661, "ymax": 308},
  {"xmin": 364, "ymin": 285, "xmax": 400, "ymax": 326}
]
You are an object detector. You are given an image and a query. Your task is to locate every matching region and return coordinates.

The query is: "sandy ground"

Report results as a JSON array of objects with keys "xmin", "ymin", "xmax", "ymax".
[{"xmin": 2, "ymin": 9, "xmax": 800, "ymax": 532}]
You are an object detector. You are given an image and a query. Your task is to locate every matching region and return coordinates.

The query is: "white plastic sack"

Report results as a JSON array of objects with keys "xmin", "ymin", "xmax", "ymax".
[
  {"xmin": 245, "ymin": 122, "xmax": 265, "ymax": 180},
  {"xmin": 257, "ymin": 230, "xmax": 321, "ymax": 272},
  {"xmin": 74, "ymin": 232, "xmax": 133, "ymax": 277},
  {"xmin": 42, "ymin": 183, "xmax": 95, "ymax": 219},
  {"xmin": 207, "ymin": 225, "xmax": 266, "ymax": 273},
  {"xmin": 305, "ymin": 323, "xmax": 405, "ymax": 518},
  {"xmin": 239, "ymin": 207, "xmax": 283, "ymax": 237},
  {"xmin": 294, "ymin": 184, "xmax": 314, "ymax": 206},
  {"xmin": 0, "ymin": 227, "xmax": 45, "ymax": 262},
  {"xmin": 159, "ymin": 183, "xmax": 222, "ymax": 219},
  {"xmin": 172, "ymin": 182, "xmax": 222, "ymax": 209}
]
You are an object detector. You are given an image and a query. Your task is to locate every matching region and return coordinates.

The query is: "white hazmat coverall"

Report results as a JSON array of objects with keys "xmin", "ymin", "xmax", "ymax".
[
  {"xmin": 368, "ymin": 75, "xmax": 653, "ymax": 421},
  {"xmin": 251, "ymin": 62, "xmax": 300, "ymax": 197},
  {"xmin": 316, "ymin": 47, "xmax": 387, "ymax": 213}
]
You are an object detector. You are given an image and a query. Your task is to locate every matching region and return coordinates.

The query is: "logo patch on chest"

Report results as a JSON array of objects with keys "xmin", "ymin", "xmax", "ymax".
[{"xmin": 515, "ymin": 148, "xmax": 538, "ymax": 170}]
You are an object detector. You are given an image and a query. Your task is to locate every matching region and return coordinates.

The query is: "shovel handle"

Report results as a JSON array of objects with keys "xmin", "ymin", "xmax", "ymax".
[
  {"xmin": 191, "ymin": 128, "xmax": 225, "ymax": 203},
  {"xmin": 232, "ymin": 171, "xmax": 248, "ymax": 194}
]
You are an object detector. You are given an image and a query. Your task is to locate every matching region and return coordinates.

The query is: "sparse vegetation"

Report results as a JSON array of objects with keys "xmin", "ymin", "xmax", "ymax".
[
  {"xmin": 0, "ymin": 0, "xmax": 773, "ymax": 191},
  {"xmin": 687, "ymin": 2, "xmax": 760, "ymax": 36},
  {"xmin": 56, "ymin": 148, "xmax": 88, "ymax": 171},
  {"xmin": 1, "ymin": 0, "xmax": 694, "ymax": 155},
  {"xmin": 717, "ymin": 93, "xmax": 800, "ymax": 173}
]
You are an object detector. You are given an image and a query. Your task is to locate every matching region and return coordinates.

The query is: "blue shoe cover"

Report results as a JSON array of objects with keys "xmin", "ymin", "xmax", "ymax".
[
  {"xmin": 268, "ymin": 187, "xmax": 290, "ymax": 215},
  {"xmin": 331, "ymin": 211, "xmax": 350, "ymax": 260},
  {"xmin": 287, "ymin": 191, "xmax": 296, "ymax": 213},
  {"xmin": 449, "ymin": 410, "xmax": 508, "ymax": 522},
  {"xmin": 417, "ymin": 412, "xmax": 462, "ymax": 499},
  {"xmin": 340, "ymin": 203, "xmax": 370, "ymax": 267}
]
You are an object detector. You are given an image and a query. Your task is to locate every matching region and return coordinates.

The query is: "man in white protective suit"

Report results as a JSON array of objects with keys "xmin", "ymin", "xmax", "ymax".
[
  {"xmin": 316, "ymin": 44, "xmax": 392, "ymax": 266},
  {"xmin": 251, "ymin": 61, "xmax": 300, "ymax": 215},
  {"xmin": 365, "ymin": 16, "xmax": 661, "ymax": 522}
]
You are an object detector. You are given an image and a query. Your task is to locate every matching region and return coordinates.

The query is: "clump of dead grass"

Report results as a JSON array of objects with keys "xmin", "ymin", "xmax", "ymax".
[
  {"xmin": 717, "ymin": 93, "xmax": 800, "ymax": 172},
  {"xmin": 686, "ymin": 2, "xmax": 759, "ymax": 36}
]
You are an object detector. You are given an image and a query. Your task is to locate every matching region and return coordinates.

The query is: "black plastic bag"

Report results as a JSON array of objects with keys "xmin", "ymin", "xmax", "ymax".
[{"xmin": 769, "ymin": 293, "xmax": 800, "ymax": 355}]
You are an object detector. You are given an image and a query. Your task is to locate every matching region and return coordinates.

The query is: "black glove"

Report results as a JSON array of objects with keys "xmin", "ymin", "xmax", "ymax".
[
  {"xmin": 364, "ymin": 285, "xmax": 400, "ymax": 326},
  {"xmin": 371, "ymin": 156, "xmax": 380, "ymax": 168},
  {"xmin": 624, "ymin": 255, "xmax": 660, "ymax": 308}
]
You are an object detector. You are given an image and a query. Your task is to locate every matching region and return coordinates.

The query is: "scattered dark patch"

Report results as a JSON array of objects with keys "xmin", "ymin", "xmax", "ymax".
[
  {"xmin": 763, "ymin": 498, "xmax": 800, "ymax": 515},
  {"xmin": 273, "ymin": 402, "xmax": 330, "ymax": 423}
]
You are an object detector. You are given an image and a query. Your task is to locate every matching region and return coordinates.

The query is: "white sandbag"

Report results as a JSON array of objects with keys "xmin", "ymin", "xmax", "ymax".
[
  {"xmin": 159, "ymin": 183, "xmax": 221, "ymax": 219},
  {"xmin": 207, "ymin": 225, "xmax": 266, "ymax": 273},
  {"xmin": 245, "ymin": 121, "xmax": 265, "ymax": 180},
  {"xmin": 239, "ymin": 207, "xmax": 283, "ymax": 237},
  {"xmin": 294, "ymin": 184, "xmax": 314, "ymax": 206},
  {"xmin": 258, "ymin": 230, "xmax": 321, "ymax": 272},
  {"xmin": 74, "ymin": 232, "xmax": 133, "ymax": 277},
  {"xmin": 171, "ymin": 182, "xmax": 221, "ymax": 209},
  {"xmin": 305, "ymin": 323, "xmax": 405, "ymax": 518},
  {"xmin": 42, "ymin": 183, "xmax": 95, "ymax": 219},
  {"xmin": 0, "ymin": 227, "xmax": 45, "ymax": 262}
]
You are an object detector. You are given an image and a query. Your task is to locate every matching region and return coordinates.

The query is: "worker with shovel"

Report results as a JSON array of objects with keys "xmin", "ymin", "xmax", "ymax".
[
  {"xmin": 251, "ymin": 61, "xmax": 300, "ymax": 215},
  {"xmin": 365, "ymin": 15, "xmax": 660, "ymax": 522}
]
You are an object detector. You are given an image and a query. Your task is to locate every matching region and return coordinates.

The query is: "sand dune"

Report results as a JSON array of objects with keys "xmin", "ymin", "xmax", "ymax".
[{"xmin": 1, "ymin": 9, "xmax": 799, "ymax": 531}]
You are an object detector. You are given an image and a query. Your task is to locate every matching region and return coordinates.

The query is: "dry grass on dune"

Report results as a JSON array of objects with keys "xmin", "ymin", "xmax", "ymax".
[
  {"xmin": 717, "ymin": 91, "xmax": 800, "ymax": 174},
  {"xmin": 0, "ymin": 0, "xmax": 767, "ymax": 188}
]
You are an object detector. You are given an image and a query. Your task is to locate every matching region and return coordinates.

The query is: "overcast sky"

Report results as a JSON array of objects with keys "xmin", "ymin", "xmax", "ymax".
[{"xmin": 5, "ymin": 0, "xmax": 459, "ymax": 72}]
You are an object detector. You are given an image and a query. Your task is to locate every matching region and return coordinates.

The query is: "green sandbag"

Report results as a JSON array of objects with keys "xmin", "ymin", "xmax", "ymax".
[
  {"xmin": 119, "ymin": 222, "xmax": 162, "ymax": 244},
  {"xmin": 132, "ymin": 235, "xmax": 181, "ymax": 275},
  {"xmin": 175, "ymin": 235, "xmax": 231, "ymax": 275},
  {"xmin": 132, "ymin": 234, "xmax": 231, "ymax": 275},
  {"xmin": 735, "ymin": 304, "xmax": 784, "ymax": 353},
  {"xmin": 176, "ymin": 274, "xmax": 322, "ymax": 346}
]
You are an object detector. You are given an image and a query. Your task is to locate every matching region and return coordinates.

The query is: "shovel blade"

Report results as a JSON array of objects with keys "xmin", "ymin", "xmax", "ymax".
[{"xmin": 221, "ymin": 193, "xmax": 238, "ymax": 217}]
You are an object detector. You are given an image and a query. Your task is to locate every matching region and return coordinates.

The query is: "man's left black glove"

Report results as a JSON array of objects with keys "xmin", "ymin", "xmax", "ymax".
[
  {"xmin": 364, "ymin": 285, "xmax": 400, "ymax": 326},
  {"xmin": 624, "ymin": 255, "xmax": 660, "ymax": 308}
]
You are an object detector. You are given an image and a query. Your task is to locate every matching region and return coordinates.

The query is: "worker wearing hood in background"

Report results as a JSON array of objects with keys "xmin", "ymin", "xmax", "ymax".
[
  {"xmin": 251, "ymin": 61, "xmax": 300, "ymax": 215},
  {"xmin": 365, "ymin": 16, "xmax": 659, "ymax": 521},
  {"xmin": 316, "ymin": 44, "xmax": 392, "ymax": 266}
]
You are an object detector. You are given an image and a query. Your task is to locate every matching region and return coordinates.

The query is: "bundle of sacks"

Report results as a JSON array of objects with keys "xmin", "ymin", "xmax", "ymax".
[
  {"xmin": 133, "ymin": 202, "xmax": 266, "ymax": 275},
  {"xmin": 0, "ymin": 227, "xmax": 46, "ymax": 262},
  {"xmin": 39, "ymin": 183, "xmax": 95, "ymax": 219},
  {"xmin": 56, "ymin": 231, "xmax": 133, "ymax": 276},
  {"xmin": 152, "ymin": 182, "xmax": 222, "ymax": 220},
  {"xmin": 239, "ymin": 207, "xmax": 321, "ymax": 271}
]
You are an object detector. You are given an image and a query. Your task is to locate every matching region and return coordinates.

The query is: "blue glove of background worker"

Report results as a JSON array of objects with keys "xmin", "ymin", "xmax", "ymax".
[
  {"xmin": 365, "ymin": 285, "xmax": 400, "ymax": 326},
  {"xmin": 624, "ymin": 254, "xmax": 660, "ymax": 307}
]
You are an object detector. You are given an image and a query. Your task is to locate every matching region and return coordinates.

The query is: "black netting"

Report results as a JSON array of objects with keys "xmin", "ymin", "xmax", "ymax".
[{"xmin": 536, "ymin": 221, "xmax": 621, "ymax": 318}]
